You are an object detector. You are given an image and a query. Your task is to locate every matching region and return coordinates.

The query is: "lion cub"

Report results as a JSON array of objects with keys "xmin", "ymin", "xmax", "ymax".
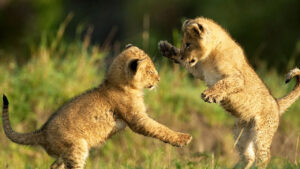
[
  {"xmin": 159, "ymin": 17, "xmax": 300, "ymax": 169},
  {"xmin": 2, "ymin": 45, "xmax": 192, "ymax": 169}
]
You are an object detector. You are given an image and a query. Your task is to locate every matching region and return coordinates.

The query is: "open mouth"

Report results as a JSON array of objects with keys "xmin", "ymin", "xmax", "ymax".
[
  {"xmin": 189, "ymin": 58, "xmax": 198, "ymax": 67},
  {"xmin": 147, "ymin": 85, "xmax": 155, "ymax": 90}
]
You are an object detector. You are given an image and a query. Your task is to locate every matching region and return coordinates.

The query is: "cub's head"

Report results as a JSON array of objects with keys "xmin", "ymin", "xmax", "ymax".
[
  {"xmin": 180, "ymin": 17, "xmax": 228, "ymax": 66},
  {"xmin": 107, "ymin": 44, "xmax": 160, "ymax": 90}
]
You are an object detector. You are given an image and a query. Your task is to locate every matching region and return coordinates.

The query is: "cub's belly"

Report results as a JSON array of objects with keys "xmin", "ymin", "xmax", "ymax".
[
  {"xmin": 221, "ymin": 93, "xmax": 262, "ymax": 121},
  {"xmin": 111, "ymin": 118, "xmax": 127, "ymax": 134}
]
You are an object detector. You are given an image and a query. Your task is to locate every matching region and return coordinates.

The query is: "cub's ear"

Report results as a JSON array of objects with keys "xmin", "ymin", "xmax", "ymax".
[
  {"xmin": 128, "ymin": 58, "xmax": 147, "ymax": 74},
  {"xmin": 182, "ymin": 19, "xmax": 191, "ymax": 31},
  {"xmin": 129, "ymin": 59, "xmax": 139, "ymax": 73},
  {"xmin": 125, "ymin": 44, "xmax": 133, "ymax": 49},
  {"xmin": 191, "ymin": 23, "xmax": 204, "ymax": 37},
  {"xmin": 197, "ymin": 23, "xmax": 204, "ymax": 32}
]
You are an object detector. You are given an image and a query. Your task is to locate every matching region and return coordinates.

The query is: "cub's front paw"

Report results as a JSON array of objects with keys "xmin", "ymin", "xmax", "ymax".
[
  {"xmin": 201, "ymin": 89, "xmax": 225, "ymax": 103},
  {"xmin": 158, "ymin": 40, "xmax": 180, "ymax": 63},
  {"xmin": 174, "ymin": 133, "xmax": 192, "ymax": 147}
]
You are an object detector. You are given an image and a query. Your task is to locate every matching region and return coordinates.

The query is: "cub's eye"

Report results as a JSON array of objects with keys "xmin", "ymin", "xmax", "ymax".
[
  {"xmin": 185, "ymin": 43, "xmax": 191, "ymax": 49},
  {"xmin": 149, "ymin": 70, "xmax": 153, "ymax": 74}
]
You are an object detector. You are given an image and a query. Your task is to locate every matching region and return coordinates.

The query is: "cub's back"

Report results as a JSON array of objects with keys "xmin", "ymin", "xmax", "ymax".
[{"xmin": 42, "ymin": 87, "xmax": 117, "ymax": 147}]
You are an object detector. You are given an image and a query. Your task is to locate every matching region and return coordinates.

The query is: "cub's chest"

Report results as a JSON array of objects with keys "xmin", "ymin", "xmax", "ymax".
[{"xmin": 201, "ymin": 63, "xmax": 222, "ymax": 87}]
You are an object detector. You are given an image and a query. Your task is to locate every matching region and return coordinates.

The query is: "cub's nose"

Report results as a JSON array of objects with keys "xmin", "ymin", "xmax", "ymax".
[{"xmin": 157, "ymin": 76, "xmax": 160, "ymax": 82}]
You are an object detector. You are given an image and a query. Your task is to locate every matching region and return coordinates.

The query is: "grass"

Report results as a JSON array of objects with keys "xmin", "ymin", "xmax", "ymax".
[{"xmin": 0, "ymin": 22, "xmax": 299, "ymax": 169}]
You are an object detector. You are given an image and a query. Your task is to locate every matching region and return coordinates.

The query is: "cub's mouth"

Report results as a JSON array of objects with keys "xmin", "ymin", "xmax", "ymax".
[
  {"xmin": 189, "ymin": 59, "xmax": 198, "ymax": 67},
  {"xmin": 186, "ymin": 57, "xmax": 198, "ymax": 67},
  {"xmin": 181, "ymin": 55, "xmax": 198, "ymax": 67},
  {"xmin": 147, "ymin": 84, "xmax": 155, "ymax": 90}
]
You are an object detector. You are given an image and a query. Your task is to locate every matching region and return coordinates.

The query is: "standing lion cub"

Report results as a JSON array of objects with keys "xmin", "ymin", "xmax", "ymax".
[
  {"xmin": 159, "ymin": 17, "xmax": 300, "ymax": 169},
  {"xmin": 2, "ymin": 45, "xmax": 192, "ymax": 169}
]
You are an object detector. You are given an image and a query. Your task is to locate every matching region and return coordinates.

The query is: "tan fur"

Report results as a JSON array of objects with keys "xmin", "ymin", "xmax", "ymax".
[
  {"xmin": 2, "ymin": 45, "xmax": 192, "ymax": 169},
  {"xmin": 159, "ymin": 17, "xmax": 300, "ymax": 169}
]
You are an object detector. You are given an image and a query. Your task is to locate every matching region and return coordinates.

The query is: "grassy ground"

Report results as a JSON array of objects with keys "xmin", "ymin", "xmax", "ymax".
[{"xmin": 0, "ymin": 25, "xmax": 299, "ymax": 169}]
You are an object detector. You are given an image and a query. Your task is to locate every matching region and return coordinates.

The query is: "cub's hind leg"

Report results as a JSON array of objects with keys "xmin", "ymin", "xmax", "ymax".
[
  {"xmin": 62, "ymin": 139, "xmax": 89, "ymax": 169},
  {"xmin": 50, "ymin": 158, "xmax": 65, "ymax": 169},
  {"xmin": 254, "ymin": 113, "xmax": 279, "ymax": 169},
  {"xmin": 234, "ymin": 121, "xmax": 255, "ymax": 169}
]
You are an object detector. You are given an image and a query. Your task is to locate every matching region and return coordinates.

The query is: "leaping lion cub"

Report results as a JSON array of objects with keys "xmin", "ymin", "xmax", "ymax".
[
  {"xmin": 159, "ymin": 17, "xmax": 300, "ymax": 169},
  {"xmin": 2, "ymin": 45, "xmax": 192, "ymax": 169}
]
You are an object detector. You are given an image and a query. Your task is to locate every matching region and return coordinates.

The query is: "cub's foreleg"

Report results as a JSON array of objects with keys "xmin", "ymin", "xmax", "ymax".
[
  {"xmin": 123, "ymin": 111, "xmax": 192, "ymax": 147},
  {"xmin": 201, "ymin": 74, "xmax": 244, "ymax": 103}
]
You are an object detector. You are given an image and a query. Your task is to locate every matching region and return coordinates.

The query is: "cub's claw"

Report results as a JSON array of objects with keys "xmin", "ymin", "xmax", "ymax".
[
  {"xmin": 158, "ymin": 40, "xmax": 180, "ymax": 63},
  {"xmin": 201, "ymin": 89, "xmax": 224, "ymax": 103},
  {"xmin": 174, "ymin": 133, "xmax": 192, "ymax": 147}
]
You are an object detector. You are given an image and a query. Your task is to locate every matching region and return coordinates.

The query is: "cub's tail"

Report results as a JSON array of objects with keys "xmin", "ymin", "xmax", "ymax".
[
  {"xmin": 277, "ymin": 68, "xmax": 300, "ymax": 115},
  {"xmin": 2, "ymin": 95, "xmax": 44, "ymax": 145}
]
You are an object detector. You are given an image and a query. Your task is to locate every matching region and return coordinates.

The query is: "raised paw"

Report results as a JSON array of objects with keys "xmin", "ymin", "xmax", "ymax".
[
  {"xmin": 158, "ymin": 40, "xmax": 180, "ymax": 63},
  {"xmin": 201, "ymin": 89, "xmax": 225, "ymax": 103},
  {"xmin": 173, "ymin": 133, "xmax": 192, "ymax": 147}
]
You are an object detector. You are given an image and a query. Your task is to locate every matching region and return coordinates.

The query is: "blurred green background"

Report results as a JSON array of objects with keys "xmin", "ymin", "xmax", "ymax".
[
  {"xmin": 0, "ymin": 0, "xmax": 299, "ymax": 168},
  {"xmin": 1, "ymin": 0, "xmax": 300, "ymax": 71}
]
